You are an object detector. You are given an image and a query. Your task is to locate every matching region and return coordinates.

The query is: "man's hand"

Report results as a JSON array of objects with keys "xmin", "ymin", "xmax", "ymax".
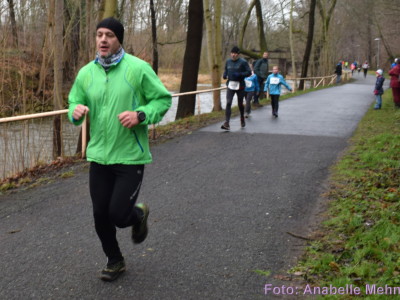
[
  {"xmin": 118, "ymin": 111, "xmax": 140, "ymax": 128},
  {"xmin": 72, "ymin": 104, "xmax": 89, "ymax": 121}
]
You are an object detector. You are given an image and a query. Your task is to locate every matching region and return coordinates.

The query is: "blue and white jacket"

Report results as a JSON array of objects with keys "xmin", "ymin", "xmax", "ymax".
[
  {"xmin": 264, "ymin": 73, "xmax": 292, "ymax": 95},
  {"xmin": 244, "ymin": 74, "xmax": 260, "ymax": 92}
]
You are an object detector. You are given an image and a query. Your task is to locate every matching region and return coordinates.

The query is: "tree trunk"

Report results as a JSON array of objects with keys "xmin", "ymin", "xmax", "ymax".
[
  {"xmin": 203, "ymin": 0, "xmax": 222, "ymax": 111},
  {"xmin": 289, "ymin": 0, "xmax": 297, "ymax": 89},
  {"xmin": 238, "ymin": 0, "xmax": 267, "ymax": 59},
  {"xmin": 255, "ymin": 0, "xmax": 267, "ymax": 52},
  {"xmin": 7, "ymin": 0, "xmax": 18, "ymax": 47},
  {"xmin": 176, "ymin": 0, "xmax": 203, "ymax": 119},
  {"xmin": 98, "ymin": 0, "xmax": 117, "ymax": 21},
  {"xmin": 299, "ymin": 0, "xmax": 316, "ymax": 90},
  {"xmin": 212, "ymin": 0, "xmax": 222, "ymax": 110},
  {"xmin": 36, "ymin": 0, "xmax": 55, "ymax": 96},
  {"xmin": 104, "ymin": 0, "xmax": 118, "ymax": 19},
  {"xmin": 313, "ymin": 0, "xmax": 337, "ymax": 76},
  {"xmin": 86, "ymin": 0, "xmax": 94, "ymax": 62},
  {"xmin": 98, "ymin": 0, "xmax": 106, "ymax": 22},
  {"xmin": 150, "ymin": 0, "xmax": 158, "ymax": 73},
  {"xmin": 238, "ymin": 0, "xmax": 256, "ymax": 52},
  {"xmin": 53, "ymin": 0, "xmax": 64, "ymax": 158}
]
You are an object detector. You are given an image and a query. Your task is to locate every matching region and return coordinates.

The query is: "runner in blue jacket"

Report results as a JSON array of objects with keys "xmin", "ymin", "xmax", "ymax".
[
  {"xmin": 264, "ymin": 66, "xmax": 292, "ymax": 117},
  {"xmin": 244, "ymin": 72, "xmax": 260, "ymax": 117}
]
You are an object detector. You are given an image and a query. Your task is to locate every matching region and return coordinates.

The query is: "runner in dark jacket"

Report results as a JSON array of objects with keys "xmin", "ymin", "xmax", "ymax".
[
  {"xmin": 221, "ymin": 46, "xmax": 251, "ymax": 130},
  {"xmin": 253, "ymin": 51, "xmax": 269, "ymax": 105}
]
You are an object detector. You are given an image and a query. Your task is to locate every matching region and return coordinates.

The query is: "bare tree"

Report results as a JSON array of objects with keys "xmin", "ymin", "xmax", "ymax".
[
  {"xmin": 6, "ymin": 0, "xmax": 18, "ymax": 47},
  {"xmin": 313, "ymin": 0, "xmax": 337, "ymax": 76},
  {"xmin": 289, "ymin": 0, "xmax": 297, "ymax": 87},
  {"xmin": 53, "ymin": 0, "xmax": 64, "ymax": 158},
  {"xmin": 176, "ymin": 0, "xmax": 203, "ymax": 119},
  {"xmin": 150, "ymin": 0, "xmax": 158, "ymax": 73},
  {"xmin": 203, "ymin": 0, "xmax": 223, "ymax": 111},
  {"xmin": 37, "ymin": 0, "xmax": 55, "ymax": 96},
  {"xmin": 238, "ymin": 0, "xmax": 267, "ymax": 59},
  {"xmin": 299, "ymin": 0, "xmax": 316, "ymax": 90}
]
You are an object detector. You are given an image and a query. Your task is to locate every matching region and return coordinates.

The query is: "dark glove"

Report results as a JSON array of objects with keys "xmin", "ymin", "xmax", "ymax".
[{"xmin": 373, "ymin": 89, "xmax": 379, "ymax": 95}]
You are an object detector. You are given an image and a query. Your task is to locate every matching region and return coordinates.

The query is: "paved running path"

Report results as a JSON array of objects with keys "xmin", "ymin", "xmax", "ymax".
[{"xmin": 0, "ymin": 75, "xmax": 381, "ymax": 299}]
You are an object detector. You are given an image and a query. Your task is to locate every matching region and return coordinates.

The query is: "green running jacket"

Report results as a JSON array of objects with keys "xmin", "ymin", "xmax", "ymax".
[{"xmin": 68, "ymin": 53, "xmax": 171, "ymax": 165}]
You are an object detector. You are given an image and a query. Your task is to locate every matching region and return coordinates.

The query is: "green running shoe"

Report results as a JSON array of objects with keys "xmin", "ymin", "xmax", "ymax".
[{"xmin": 100, "ymin": 260, "xmax": 126, "ymax": 282}]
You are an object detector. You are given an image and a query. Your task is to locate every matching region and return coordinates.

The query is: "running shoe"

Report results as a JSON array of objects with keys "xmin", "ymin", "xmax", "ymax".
[
  {"xmin": 131, "ymin": 203, "xmax": 149, "ymax": 244},
  {"xmin": 240, "ymin": 117, "xmax": 245, "ymax": 127},
  {"xmin": 221, "ymin": 122, "xmax": 230, "ymax": 130},
  {"xmin": 100, "ymin": 259, "xmax": 126, "ymax": 282}
]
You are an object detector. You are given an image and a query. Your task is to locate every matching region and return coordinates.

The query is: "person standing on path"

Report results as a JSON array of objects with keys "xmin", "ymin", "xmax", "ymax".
[
  {"xmin": 253, "ymin": 51, "xmax": 269, "ymax": 106},
  {"xmin": 68, "ymin": 17, "xmax": 171, "ymax": 282},
  {"xmin": 264, "ymin": 66, "xmax": 292, "ymax": 118},
  {"xmin": 373, "ymin": 69, "xmax": 385, "ymax": 110},
  {"xmin": 221, "ymin": 46, "xmax": 252, "ymax": 130},
  {"xmin": 335, "ymin": 61, "xmax": 343, "ymax": 84},
  {"xmin": 388, "ymin": 58, "xmax": 400, "ymax": 108},
  {"xmin": 362, "ymin": 61, "xmax": 369, "ymax": 78}
]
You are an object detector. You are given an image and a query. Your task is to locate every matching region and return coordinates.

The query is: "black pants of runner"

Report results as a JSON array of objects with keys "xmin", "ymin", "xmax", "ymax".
[
  {"xmin": 226, "ymin": 88, "xmax": 245, "ymax": 122},
  {"xmin": 245, "ymin": 91, "xmax": 255, "ymax": 114},
  {"xmin": 270, "ymin": 94, "xmax": 280, "ymax": 115},
  {"xmin": 89, "ymin": 162, "xmax": 144, "ymax": 263},
  {"xmin": 253, "ymin": 77, "xmax": 265, "ymax": 103}
]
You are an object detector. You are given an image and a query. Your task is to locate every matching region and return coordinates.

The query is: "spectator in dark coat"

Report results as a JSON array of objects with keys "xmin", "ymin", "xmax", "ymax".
[
  {"xmin": 388, "ymin": 58, "xmax": 400, "ymax": 108},
  {"xmin": 335, "ymin": 61, "xmax": 343, "ymax": 84}
]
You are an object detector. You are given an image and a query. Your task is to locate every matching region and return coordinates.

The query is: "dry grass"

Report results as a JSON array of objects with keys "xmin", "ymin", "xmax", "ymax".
[{"xmin": 158, "ymin": 69, "xmax": 212, "ymax": 91}]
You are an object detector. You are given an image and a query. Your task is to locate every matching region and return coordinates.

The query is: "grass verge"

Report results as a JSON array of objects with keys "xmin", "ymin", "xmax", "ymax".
[{"xmin": 291, "ymin": 91, "xmax": 400, "ymax": 299}]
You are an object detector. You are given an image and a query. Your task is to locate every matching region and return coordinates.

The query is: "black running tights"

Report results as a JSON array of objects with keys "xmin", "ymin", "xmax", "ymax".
[
  {"xmin": 89, "ymin": 162, "xmax": 144, "ymax": 263},
  {"xmin": 226, "ymin": 89, "xmax": 245, "ymax": 122},
  {"xmin": 270, "ymin": 94, "xmax": 280, "ymax": 114}
]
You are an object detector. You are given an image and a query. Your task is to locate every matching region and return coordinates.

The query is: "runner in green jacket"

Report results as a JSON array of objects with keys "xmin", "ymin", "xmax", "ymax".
[
  {"xmin": 68, "ymin": 52, "xmax": 171, "ymax": 165},
  {"xmin": 68, "ymin": 17, "xmax": 171, "ymax": 282}
]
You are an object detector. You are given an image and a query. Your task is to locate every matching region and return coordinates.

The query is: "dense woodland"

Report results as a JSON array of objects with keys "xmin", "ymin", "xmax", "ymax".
[{"xmin": 0, "ymin": 0, "xmax": 399, "ymax": 119}]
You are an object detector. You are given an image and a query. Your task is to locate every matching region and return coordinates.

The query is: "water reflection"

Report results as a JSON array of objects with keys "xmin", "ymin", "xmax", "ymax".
[{"xmin": 1, "ymin": 118, "xmax": 80, "ymax": 180}]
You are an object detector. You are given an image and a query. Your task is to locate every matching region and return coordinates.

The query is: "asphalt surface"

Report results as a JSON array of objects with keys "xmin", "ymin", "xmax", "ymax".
[{"xmin": 0, "ymin": 74, "xmax": 381, "ymax": 299}]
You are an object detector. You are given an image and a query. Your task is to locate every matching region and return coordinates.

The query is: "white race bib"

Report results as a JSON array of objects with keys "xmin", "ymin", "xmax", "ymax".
[
  {"xmin": 244, "ymin": 79, "xmax": 253, "ymax": 88},
  {"xmin": 270, "ymin": 77, "xmax": 280, "ymax": 85},
  {"xmin": 228, "ymin": 81, "xmax": 240, "ymax": 90}
]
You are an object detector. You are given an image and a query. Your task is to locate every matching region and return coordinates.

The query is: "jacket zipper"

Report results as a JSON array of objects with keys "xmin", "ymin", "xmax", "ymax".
[{"xmin": 133, "ymin": 130, "xmax": 144, "ymax": 153}]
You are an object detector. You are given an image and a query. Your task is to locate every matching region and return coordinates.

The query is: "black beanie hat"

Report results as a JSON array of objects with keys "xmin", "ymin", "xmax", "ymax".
[
  {"xmin": 96, "ymin": 17, "xmax": 124, "ymax": 44},
  {"xmin": 231, "ymin": 46, "xmax": 240, "ymax": 54}
]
